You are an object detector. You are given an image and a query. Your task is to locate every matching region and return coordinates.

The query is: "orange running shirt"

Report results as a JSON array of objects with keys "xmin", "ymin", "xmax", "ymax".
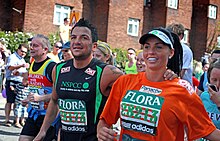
[{"xmin": 100, "ymin": 72, "xmax": 216, "ymax": 141}]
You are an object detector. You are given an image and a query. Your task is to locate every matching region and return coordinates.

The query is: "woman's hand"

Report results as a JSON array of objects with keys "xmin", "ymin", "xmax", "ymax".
[
  {"xmin": 208, "ymin": 86, "xmax": 220, "ymax": 107},
  {"xmin": 97, "ymin": 119, "xmax": 117, "ymax": 141}
]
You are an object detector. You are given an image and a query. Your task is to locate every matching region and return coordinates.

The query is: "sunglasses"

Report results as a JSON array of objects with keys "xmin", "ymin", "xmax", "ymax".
[
  {"xmin": 20, "ymin": 49, "xmax": 27, "ymax": 53},
  {"xmin": 62, "ymin": 49, "xmax": 69, "ymax": 52},
  {"xmin": 55, "ymin": 45, "xmax": 62, "ymax": 48}
]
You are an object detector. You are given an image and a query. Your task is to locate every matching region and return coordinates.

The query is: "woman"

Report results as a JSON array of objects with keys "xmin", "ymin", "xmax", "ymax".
[
  {"xmin": 200, "ymin": 58, "xmax": 220, "ymax": 129},
  {"xmin": 97, "ymin": 27, "xmax": 220, "ymax": 140},
  {"xmin": 93, "ymin": 40, "xmax": 113, "ymax": 65},
  {"xmin": 61, "ymin": 41, "xmax": 73, "ymax": 61}
]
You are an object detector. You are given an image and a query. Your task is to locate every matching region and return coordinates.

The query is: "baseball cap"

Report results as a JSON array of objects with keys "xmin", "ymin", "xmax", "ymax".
[
  {"xmin": 61, "ymin": 41, "xmax": 70, "ymax": 50},
  {"xmin": 139, "ymin": 28, "xmax": 174, "ymax": 49}
]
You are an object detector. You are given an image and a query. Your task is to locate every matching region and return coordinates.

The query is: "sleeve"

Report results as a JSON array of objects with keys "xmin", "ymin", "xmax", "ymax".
[
  {"xmin": 100, "ymin": 76, "xmax": 125, "ymax": 126},
  {"xmin": 198, "ymin": 73, "xmax": 204, "ymax": 91},
  {"xmin": 182, "ymin": 46, "xmax": 193, "ymax": 69},
  {"xmin": 186, "ymin": 93, "xmax": 216, "ymax": 140},
  {"xmin": 6, "ymin": 55, "xmax": 15, "ymax": 69}
]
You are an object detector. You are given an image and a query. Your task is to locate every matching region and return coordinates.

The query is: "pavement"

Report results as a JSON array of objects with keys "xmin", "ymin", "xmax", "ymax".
[{"xmin": 0, "ymin": 94, "xmax": 21, "ymax": 141}]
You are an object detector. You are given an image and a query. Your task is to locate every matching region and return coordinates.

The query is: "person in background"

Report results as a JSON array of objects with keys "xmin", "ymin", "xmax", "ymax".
[
  {"xmin": 97, "ymin": 27, "xmax": 220, "ymax": 141},
  {"xmin": 4, "ymin": 43, "xmax": 29, "ymax": 127},
  {"xmin": 10, "ymin": 72, "xmax": 29, "ymax": 128},
  {"xmin": 93, "ymin": 40, "xmax": 113, "ymax": 65},
  {"xmin": 34, "ymin": 18, "xmax": 123, "ymax": 141},
  {"xmin": 200, "ymin": 58, "xmax": 220, "ymax": 130},
  {"xmin": 112, "ymin": 52, "xmax": 117, "ymax": 67},
  {"xmin": 61, "ymin": 41, "xmax": 73, "ymax": 61},
  {"xmin": 0, "ymin": 39, "xmax": 10, "ymax": 91},
  {"xmin": 19, "ymin": 34, "xmax": 56, "ymax": 141},
  {"xmin": 197, "ymin": 50, "xmax": 220, "ymax": 96},
  {"xmin": 47, "ymin": 41, "xmax": 62, "ymax": 63},
  {"xmin": 167, "ymin": 23, "xmax": 193, "ymax": 85},
  {"xmin": 59, "ymin": 18, "xmax": 72, "ymax": 44},
  {"xmin": 125, "ymin": 48, "xmax": 137, "ymax": 74}
]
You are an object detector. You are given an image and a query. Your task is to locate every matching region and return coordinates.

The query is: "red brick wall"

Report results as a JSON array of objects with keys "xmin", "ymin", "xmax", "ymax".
[
  {"xmin": 23, "ymin": 0, "xmax": 82, "ymax": 35},
  {"xmin": 107, "ymin": 0, "xmax": 144, "ymax": 50},
  {"xmin": 207, "ymin": 0, "xmax": 220, "ymax": 52}
]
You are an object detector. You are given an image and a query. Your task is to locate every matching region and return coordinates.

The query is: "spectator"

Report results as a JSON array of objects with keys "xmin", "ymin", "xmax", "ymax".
[
  {"xmin": 59, "ymin": 18, "xmax": 72, "ymax": 44},
  {"xmin": 167, "ymin": 23, "xmax": 193, "ymax": 85},
  {"xmin": 47, "ymin": 41, "xmax": 62, "ymax": 63},
  {"xmin": 11, "ymin": 72, "xmax": 29, "ymax": 128},
  {"xmin": 19, "ymin": 34, "xmax": 56, "ymax": 141},
  {"xmin": 197, "ymin": 50, "xmax": 220, "ymax": 95},
  {"xmin": 4, "ymin": 43, "xmax": 29, "ymax": 127},
  {"xmin": 97, "ymin": 27, "xmax": 220, "ymax": 140},
  {"xmin": 61, "ymin": 41, "xmax": 73, "ymax": 61},
  {"xmin": 125, "ymin": 48, "xmax": 137, "ymax": 74},
  {"xmin": 200, "ymin": 58, "xmax": 220, "ymax": 129}
]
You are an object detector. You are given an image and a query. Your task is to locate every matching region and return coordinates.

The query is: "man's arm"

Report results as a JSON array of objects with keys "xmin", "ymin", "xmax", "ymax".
[
  {"xmin": 34, "ymin": 66, "xmax": 59, "ymax": 141},
  {"xmin": 100, "ymin": 65, "xmax": 124, "ymax": 97}
]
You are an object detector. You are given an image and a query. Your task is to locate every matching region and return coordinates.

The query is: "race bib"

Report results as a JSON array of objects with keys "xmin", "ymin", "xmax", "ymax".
[
  {"xmin": 58, "ymin": 99, "xmax": 87, "ymax": 133},
  {"xmin": 120, "ymin": 90, "xmax": 164, "ymax": 136}
]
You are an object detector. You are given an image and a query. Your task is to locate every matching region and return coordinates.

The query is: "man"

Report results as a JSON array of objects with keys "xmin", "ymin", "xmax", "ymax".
[
  {"xmin": 61, "ymin": 41, "xmax": 73, "ymax": 61},
  {"xmin": 34, "ymin": 18, "xmax": 123, "ymax": 141},
  {"xmin": 167, "ymin": 23, "xmax": 194, "ymax": 85},
  {"xmin": 4, "ymin": 43, "xmax": 29, "ymax": 127},
  {"xmin": 197, "ymin": 49, "xmax": 220, "ymax": 95},
  {"xmin": 59, "ymin": 18, "xmax": 72, "ymax": 44},
  {"xmin": 125, "ymin": 48, "xmax": 137, "ymax": 74},
  {"xmin": 47, "ymin": 41, "xmax": 62, "ymax": 63},
  {"xmin": 19, "ymin": 34, "xmax": 56, "ymax": 141}
]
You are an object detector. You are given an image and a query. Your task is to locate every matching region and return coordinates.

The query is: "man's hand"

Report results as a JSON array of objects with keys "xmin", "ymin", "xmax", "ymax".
[
  {"xmin": 164, "ymin": 69, "xmax": 178, "ymax": 80},
  {"xmin": 28, "ymin": 93, "xmax": 41, "ymax": 102},
  {"xmin": 33, "ymin": 130, "xmax": 46, "ymax": 141}
]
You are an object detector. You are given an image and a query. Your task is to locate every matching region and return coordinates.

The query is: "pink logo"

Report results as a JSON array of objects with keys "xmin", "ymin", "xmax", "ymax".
[
  {"xmin": 85, "ymin": 68, "xmax": 96, "ymax": 76},
  {"xmin": 61, "ymin": 67, "xmax": 71, "ymax": 73}
]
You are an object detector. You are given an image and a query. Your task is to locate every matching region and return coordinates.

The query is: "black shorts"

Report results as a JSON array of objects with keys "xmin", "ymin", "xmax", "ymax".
[
  {"xmin": 20, "ymin": 115, "xmax": 45, "ymax": 137},
  {"xmin": 6, "ymin": 80, "xmax": 20, "ymax": 103}
]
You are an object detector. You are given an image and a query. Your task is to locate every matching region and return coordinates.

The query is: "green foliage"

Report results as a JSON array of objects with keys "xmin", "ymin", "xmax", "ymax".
[
  {"xmin": 48, "ymin": 32, "xmax": 60, "ymax": 47},
  {"xmin": 112, "ymin": 48, "xmax": 128, "ymax": 71},
  {"xmin": 0, "ymin": 31, "xmax": 33, "ymax": 53}
]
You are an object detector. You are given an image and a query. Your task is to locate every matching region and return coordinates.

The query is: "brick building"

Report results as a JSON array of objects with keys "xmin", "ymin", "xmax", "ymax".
[{"xmin": 0, "ymin": 0, "xmax": 219, "ymax": 60}]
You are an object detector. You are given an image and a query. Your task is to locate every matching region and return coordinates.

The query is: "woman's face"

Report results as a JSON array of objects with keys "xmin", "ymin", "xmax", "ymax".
[
  {"xmin": 136, "ymin": 52, "xmax": 146, "ymax": 72},
  {"xmin": 210, "ymin": 68, "xmax": 220, "ymax": 90},
  {"xmin": 62, "ymin": 49, "xmax": 73, "ymax": 61},
  {"xmin": 93, "ymin": 48, "xmax": 108, "ymax": 63},
  {"xmin": 143, "ymin": 36, "xmax": 174, "ymax": 71}
]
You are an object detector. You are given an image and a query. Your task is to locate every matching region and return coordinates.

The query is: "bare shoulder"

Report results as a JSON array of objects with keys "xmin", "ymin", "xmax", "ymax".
[{"xmin": 104, "ymin": 65, "xmax": 124, "ymax": 76}]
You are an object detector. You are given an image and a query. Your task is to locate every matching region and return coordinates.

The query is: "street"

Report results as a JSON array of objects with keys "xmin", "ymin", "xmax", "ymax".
[{"xmin": 0, "ymin": 94, "xmax": 21, "ymax": 141}]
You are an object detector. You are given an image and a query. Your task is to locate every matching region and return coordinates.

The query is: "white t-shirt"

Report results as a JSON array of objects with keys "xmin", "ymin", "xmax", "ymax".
[{"xmin": 181, "ymin": 42, "xmax": 193, "ymax": 85}]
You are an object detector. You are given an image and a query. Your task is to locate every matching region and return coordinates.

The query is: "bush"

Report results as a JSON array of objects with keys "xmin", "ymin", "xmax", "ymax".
[{"xmin": 112, "ymin": 48, "xmax": 128, "ymax": 71}]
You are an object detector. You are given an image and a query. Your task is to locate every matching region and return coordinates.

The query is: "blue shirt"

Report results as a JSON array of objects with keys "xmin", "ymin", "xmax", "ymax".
[
  {"xmin": 200, "ymin": 91, "xmax": 220, "ymax": 129},
  {"xmin": 5, "ymin": 52, "xmax": 27, "ymax": 82}
]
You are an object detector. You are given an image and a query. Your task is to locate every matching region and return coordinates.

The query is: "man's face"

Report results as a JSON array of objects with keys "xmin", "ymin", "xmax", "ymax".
[
  {"xmin": 29, "ymin": 38, "xmax": 47, "ymax": 59},
  {"xmin": 18, "ymin": 46, "xmax": 28, "ymax": 58},
  {"xmin": 70, "ymin": 26, "xmax": 96, "ymax": 60}
]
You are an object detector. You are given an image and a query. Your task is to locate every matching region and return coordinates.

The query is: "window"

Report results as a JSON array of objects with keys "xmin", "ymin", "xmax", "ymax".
[
  {"xmin": 127, "ymin": 18, "xmax": 139, "ymax": 37},
  {"xmin": 182, "ymin": 29, "xmax": 189, "ymax": 43},
  {"xmin": 168, "ymin": 0, "xmax": 178, "ymax": 9},
  {"xmin": 208, "ymin": 5, "xmax": 217, "ymax": 19},
  {"xmin": 53, "ymin": 4, "xmax": 71, "ymax": 25}
]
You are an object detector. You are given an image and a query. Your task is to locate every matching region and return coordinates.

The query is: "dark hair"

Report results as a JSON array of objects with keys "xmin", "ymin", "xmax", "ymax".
[
  {"xmin": 166, "ymin": 32, "xmax": 183, "ymax": 76},
  {"xmin": 211, "ymin": 49, "xmax": 220, "ymax": 56},
  {"xmin": 207, "ymin": 58, "xmax": 220, "ymax": 83},
  {"xmin": 18, "ymin": 43, "xmax": 29, "ymax": 50},
  {"xmin": 167, "ymin": 23, "xmax": 185, "ymax": 36},
  {"xmin": 154, "ymin": 27, "xmax": 182, "ymax": 76},
  {"xmin": 127, "ymin": 48, "xmax": 136, "ymax": 53},
  {"xmin": 64, "ymin": 18, "xmax": 68, "ymax": 22},
  {"xmin": 71, "ymin": 18, "xmax": 98, "ymax": 43}
]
